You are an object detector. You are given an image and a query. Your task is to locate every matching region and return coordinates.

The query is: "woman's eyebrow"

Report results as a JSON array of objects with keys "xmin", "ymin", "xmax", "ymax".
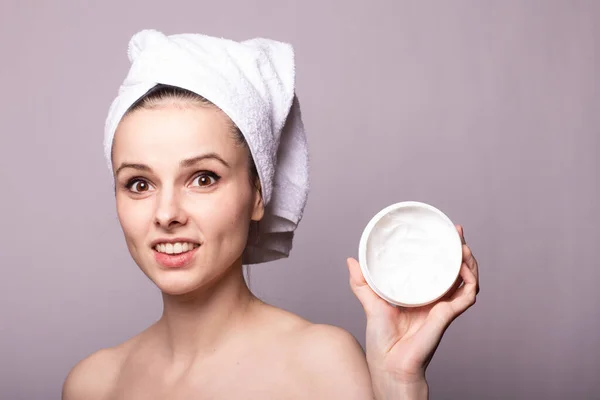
[
  {"xmin": 115, "ymin": 163, "xmax": 152, "ymax": 176},
  {"xmin": 114, "ymin": 153, "xmax": 230, "ymax": 176},
  {"xmin": 180, "ymin": 153, "xmax": 231, "ymax": 169}
]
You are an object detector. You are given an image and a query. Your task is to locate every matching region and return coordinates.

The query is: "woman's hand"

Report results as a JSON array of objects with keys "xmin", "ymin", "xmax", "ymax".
[{"xmin": 347, "ymin": 225, "xmax": 479, "ymax": 399}]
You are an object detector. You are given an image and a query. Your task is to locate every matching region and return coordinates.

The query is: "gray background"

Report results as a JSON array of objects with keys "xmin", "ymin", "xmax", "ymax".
[{"xmin": 1, "ymin": 1, "xmax": 598, "ymax": 399}]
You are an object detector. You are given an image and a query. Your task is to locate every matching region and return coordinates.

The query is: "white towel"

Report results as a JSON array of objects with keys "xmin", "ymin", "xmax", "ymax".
[{"xmin": 104, "ymin": 29, "xmax": 309, "ymax": 264}]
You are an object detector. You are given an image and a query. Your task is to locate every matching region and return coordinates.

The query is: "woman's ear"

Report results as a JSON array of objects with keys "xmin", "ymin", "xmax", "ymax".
[{"xmin": 251, "ymin": 180, "xmax": 264, "ymax": 222}]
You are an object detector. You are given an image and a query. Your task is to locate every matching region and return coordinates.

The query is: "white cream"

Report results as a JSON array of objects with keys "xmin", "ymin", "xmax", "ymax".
[{"xmin": 362, "ymin": 203, "xmax": 462, "ymax": 306}]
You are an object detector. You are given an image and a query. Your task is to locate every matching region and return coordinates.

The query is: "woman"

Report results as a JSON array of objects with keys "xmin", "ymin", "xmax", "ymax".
[{"xmin": 63, "ymin": 30, "xmax": 479, "ymax": 399}]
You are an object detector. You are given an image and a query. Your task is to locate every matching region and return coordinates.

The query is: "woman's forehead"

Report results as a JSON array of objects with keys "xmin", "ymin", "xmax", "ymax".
[{"xmin": 112, "ymin": 106, "xmax": 245, "ymax": 167}]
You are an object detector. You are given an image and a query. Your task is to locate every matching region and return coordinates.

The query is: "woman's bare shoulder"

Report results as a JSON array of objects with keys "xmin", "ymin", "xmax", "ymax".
[
  {"xmin": 257, "ymin": 303, "xmax": 366, "ymax": 357},
  {"xmin": 293, "ymin": 323, "xmax": 373, "ymax": 395},
  {"xmin": 256, "ymin": 303, "xmax": 374, "ymax": 399},
  {"xmin": 61, "ymin": 337, "xmax": 138, "ymax": 400}
]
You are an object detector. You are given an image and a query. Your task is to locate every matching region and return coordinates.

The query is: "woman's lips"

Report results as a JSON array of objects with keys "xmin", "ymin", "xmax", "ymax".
[{"xmin": 153, "ymin": 246, "xmax": 199, "ymax": 268}]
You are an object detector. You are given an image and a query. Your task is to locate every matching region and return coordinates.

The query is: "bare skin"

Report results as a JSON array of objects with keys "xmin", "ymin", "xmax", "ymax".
[
  {"xmin": 63, "ymin": 101, "xmax": 374, "ymax": 399},
  {"xmin": 63, "ymin": 279, "xmax": 373, "ymax": 399}
]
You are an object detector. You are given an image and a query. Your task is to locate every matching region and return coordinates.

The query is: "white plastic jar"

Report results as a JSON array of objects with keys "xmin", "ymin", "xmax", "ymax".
[{"xmin": 358, "ymin": 201, "xmax": 463, "ymax": 307}]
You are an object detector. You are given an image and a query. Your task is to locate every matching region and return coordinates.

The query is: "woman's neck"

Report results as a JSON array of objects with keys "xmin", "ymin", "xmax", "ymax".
[{"xmin": 156, "ymin": 258, "xmax": 258, "ymax": 364}]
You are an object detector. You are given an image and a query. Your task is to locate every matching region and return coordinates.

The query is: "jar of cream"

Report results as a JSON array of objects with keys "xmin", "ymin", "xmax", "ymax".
[{"xmin": 358, "ymin": 201, "xmax": 463, "ymax": 307}]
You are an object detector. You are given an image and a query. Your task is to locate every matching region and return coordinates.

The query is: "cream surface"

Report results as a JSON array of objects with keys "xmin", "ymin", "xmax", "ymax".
[{"xmin": 365, "ymin": 205, "xmax": 461, "ymax": 306}]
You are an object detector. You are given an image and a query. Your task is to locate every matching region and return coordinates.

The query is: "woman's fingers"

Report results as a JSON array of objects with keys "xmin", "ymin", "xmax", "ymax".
[
  {"xmin": 462, "ymin": 244, "xmax": 480, "ymax": 294},
  {"xmin": 456, "ymin": 224, "xmax": 466, "ymax": 244},
  {"xmin": 442, "ymin": 274, "xmax": 464, "ymax": 301},
  {"xmin": 457, "ymin": 224, "xmax": 479, "ymax": 294},
  {"xmin": 448, "ymin": 263, "xmax": 478, "ymax": 315},
  {"xmin": 346, "ymin": 257, "xmax": 389, "ymax": 318}
]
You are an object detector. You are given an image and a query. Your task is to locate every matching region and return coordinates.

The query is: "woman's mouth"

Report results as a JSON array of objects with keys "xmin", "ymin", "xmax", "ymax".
[{"xmin": 153, "ymin": 242, "xmax": 200, "ymax": 268}]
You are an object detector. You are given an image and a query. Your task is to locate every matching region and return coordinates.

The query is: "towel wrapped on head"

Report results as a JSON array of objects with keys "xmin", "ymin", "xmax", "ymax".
[{"xmin": 104, "ymin": 29, "xmax": 309, "ymax": 264}]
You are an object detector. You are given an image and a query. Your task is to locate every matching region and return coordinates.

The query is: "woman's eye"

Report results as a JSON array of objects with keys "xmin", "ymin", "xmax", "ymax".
[
  {"xmin": 127, "ymin": 180, "xmax": 152, "ymax": 193},
  {"xmin": 192, "ymin": 172, "xmax": 219, "ymax": 187}
]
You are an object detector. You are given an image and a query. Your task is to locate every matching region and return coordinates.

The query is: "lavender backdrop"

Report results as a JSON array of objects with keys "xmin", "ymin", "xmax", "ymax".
[{"xmin": 1, "ymin": 1, "xmax": 598, "ymax": 398}]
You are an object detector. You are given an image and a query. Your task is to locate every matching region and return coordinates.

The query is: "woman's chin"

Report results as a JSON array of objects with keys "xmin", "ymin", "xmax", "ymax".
[
  {"xmin": 134, "ymin": 252, "xmax": 243, "ymax": 297},
  {"xmin": 155, "ymin": 277, "xmax": 204, "ymax": 296},
  {"xmin": 148, "ymin": 265, "xmax": 229, "ymax": 297}
]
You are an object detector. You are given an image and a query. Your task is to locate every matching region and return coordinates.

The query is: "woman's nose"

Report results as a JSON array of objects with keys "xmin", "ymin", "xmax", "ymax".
[{"xmin": 154, "ymin": 189, "xmax": 188, "ymax": 229}]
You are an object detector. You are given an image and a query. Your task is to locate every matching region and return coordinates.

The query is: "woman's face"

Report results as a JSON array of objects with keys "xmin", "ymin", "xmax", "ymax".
[{"xmin": 112, "ymin": 102, "xmax": 263, "ymax": 295}]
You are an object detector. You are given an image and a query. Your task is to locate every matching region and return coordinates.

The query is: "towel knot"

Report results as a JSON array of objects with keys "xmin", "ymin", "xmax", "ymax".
[{"xmin": 127, "ymin": 29, "xmax": 169, "ymax": 63}]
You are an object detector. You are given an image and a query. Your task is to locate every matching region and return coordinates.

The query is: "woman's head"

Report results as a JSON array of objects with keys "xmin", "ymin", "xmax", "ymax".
[
  {"xmin": 111, "ymin": 85, "xmax": 264, "ymax": 295},
  {"xmin": 104, "ymin": 30, "xmax": 309, "ymax": 265}
]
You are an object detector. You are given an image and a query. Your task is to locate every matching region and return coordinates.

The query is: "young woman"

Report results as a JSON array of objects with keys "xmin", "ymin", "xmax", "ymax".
[{"xmin": 63, "ymin": 30, "xmax": 479, "ymax": 400}]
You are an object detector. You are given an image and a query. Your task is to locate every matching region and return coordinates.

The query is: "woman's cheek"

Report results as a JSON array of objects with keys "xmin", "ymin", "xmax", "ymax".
[
  {"xmin": 208, "ymin": 191, "xmax": 251, "ymax": 233},
  {"xmin": 118, "ymin": 197, "xmax": 154, "ymax": 238}
]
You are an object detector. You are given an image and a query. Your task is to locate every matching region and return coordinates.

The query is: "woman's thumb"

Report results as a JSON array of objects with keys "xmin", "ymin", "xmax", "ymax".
[{"xmin": 347, "ymin": 257, "xmax": 386, "ymax": 317}]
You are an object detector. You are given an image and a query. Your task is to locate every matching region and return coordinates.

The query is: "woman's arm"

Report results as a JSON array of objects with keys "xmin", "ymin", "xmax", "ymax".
[
  {"xmin": 372, "ymin": 378, "xmax": 429, "ymax": 400},
  {"xmin": 348, "ymin": 225, "xmax": 479, "ymax": 400}
]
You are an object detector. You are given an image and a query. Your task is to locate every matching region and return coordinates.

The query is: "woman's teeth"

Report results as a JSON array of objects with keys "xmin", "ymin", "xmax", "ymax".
[{"xmin": 155, "ymin": 242, "xmax": 199, "ymax": 254}]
